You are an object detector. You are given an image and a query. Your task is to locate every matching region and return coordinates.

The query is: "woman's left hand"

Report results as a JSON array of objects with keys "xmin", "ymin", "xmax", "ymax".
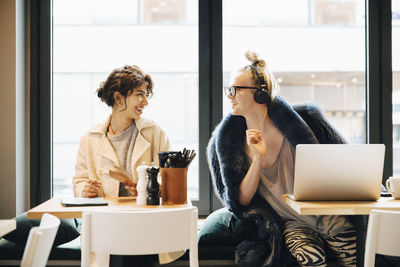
[{"xmin": 125, "ymin": 183, "xmax": 137, "ymax": 197}]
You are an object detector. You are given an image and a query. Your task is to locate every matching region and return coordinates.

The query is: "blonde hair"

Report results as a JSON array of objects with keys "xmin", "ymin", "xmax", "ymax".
[{"xmin": 241, "ymin": 50, "xmax": 280, "ymax": 100}]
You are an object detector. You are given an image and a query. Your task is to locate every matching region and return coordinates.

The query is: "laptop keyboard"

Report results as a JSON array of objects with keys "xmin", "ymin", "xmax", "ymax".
[{"xmin": 381, "ymin": 184, "xmax": 392, "ymax": 197}]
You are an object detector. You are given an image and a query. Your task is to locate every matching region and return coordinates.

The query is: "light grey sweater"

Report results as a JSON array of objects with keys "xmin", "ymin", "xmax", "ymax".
[{"xmin": 107, "ymin": 122, "xmax": 139, "ymax": 196}]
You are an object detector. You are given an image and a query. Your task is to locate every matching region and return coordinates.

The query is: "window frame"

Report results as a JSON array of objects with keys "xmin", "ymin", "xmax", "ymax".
[
  {"xmin": 30, "ymin": 0, "xmax": 53, "ymax": 207},
  {"xmin": 366, "ymin": 0, "xmax": 393, "ymax": 182},
  {"xmin": 30, "ymin": 0, "xmax": 394, "ymax": 216}
]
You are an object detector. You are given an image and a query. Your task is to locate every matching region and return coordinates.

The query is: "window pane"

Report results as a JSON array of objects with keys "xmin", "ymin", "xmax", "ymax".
[
  {"xmin": 53, "ymin": 0, "xmax": 199, "ymax": 199},
  {"xmin": 393, "ymin": 0, "xmax": 400, "ymax": 176},
  {"xmin": 223, "ymin": 0, "xmax": 366, "ymax": 145}
]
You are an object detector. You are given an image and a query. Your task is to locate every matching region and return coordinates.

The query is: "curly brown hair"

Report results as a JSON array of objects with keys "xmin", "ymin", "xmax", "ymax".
[{"xmin": 96, "ymin": 65, "xmax": 153, "ymax": 107}]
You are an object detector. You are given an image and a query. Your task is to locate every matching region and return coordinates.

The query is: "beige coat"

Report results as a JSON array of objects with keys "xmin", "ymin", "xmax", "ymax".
[
  {"xmin": 72, "ymin": 117, "xmax": 184, "ymax": 265},
  {"xmin": 72, "ymin": 116, "xmax": 170, "ymax": 197}
]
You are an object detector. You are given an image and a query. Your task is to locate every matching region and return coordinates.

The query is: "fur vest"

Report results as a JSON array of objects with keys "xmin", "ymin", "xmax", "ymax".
[{"xmin": 207, "ymin": 96, "xmax": 348, "ymax": 266}]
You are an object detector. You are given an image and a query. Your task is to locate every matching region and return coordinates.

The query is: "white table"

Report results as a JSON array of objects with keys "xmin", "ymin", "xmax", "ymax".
[
  {"xmin": 27, "ymin": 197, "xmax": 193, "ymax": 219},
  {"xmin": 282, "ymin": 195, "xmax": 400, "ymax": 215},
  {"xmin": 28, "ymin": 197, "xmax": 198, "ymax": 266},
  {"xmin": 0, "ymin": 219, "xmax": 16, "ymax": 238}
]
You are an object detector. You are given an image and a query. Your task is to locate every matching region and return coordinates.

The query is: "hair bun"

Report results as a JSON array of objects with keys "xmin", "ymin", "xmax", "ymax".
[
  {"xmin": 97, "ymin": 89, "xmax": 104, "ymax": 98},
  {"xmin": 245, "ymin": 50, "xmax": 266, "ymax": 68}
]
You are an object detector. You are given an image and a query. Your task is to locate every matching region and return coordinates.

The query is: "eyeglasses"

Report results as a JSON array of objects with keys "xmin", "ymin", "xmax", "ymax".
[{"xmin": 224, "ymin": 86, "xmax": 259, "ymax": 97}]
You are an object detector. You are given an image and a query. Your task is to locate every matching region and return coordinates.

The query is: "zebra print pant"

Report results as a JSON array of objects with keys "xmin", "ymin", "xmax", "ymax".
[{"xmin": 284, "ymin": 226, "xmax": 357, "ymax": 266}]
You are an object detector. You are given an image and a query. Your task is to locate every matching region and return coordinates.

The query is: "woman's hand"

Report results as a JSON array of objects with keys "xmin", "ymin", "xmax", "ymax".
[
  {"xmin": 125, "ymin": 183, "xmax": 138, "ymax": 197},
  {"xmin": 246, "ymin": 129, "xmax": 266, "ymax": 160},
  {"xmin": 239, "ymin": 129, "xmax": 266, "ymax": 206},
  {"xmin": 83, "ymin": 178, "xmax": 102, "ymax": 198}
]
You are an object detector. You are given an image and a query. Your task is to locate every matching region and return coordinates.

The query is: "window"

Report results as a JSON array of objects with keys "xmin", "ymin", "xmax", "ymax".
[
  {"xmin": 53, "ymin": 0, "xmax": 200, "ymax": 200},
  {"xmin": 222, "ymin": 0, "xmax": 366, "ymax": 144},
  {"xmin": 31, "ymin": 0, "xmax": 394, "ymax": 212}
]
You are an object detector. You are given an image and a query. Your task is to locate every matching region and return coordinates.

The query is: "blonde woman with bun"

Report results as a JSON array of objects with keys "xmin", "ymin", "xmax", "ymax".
[{"xmin": 207, "ymin": 51, "xmax": 358, "ymax": 266}]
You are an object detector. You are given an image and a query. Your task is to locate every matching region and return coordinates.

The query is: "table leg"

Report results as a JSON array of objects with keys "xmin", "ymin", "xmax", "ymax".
[{"xmin": 355, "ymin": 215, "xmax": 368, "ymax": 267}]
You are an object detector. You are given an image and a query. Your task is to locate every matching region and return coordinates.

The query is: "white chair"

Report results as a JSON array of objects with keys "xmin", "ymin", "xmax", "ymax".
[
  {"xmin": 81, "ymin": 207, "xmax": 198, "ymax": 267},
  {"xmin": 20, "ymin": 213, "xmax": 61, "ymax": 267},
  {"xmin": 364, "ymin": 209, "xmax": 400, "ymax": 267}
]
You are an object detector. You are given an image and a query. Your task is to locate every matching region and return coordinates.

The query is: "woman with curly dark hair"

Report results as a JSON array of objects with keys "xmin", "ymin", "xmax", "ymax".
[
  {"xmin": 73, "ymin": 64, "xmax": 169, "ymax": 198},
  {"xmin": 72, "ymin": 65, "xmax": 174, "ymax": 266}
]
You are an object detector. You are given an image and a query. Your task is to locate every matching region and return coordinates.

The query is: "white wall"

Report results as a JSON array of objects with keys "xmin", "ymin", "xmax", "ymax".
[
  {"xmin": 0, "ymin": 0, "xmax": 29, "ymax": 218},
  {"xmin": 16, "ymin": 0, "xmax": 28, "ymax": 216}
]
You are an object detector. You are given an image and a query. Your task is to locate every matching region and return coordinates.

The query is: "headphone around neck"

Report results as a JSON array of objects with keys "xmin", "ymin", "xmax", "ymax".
[{"xmin": 248, "ymin": 64, "xmax": 272, "ymax": 108}]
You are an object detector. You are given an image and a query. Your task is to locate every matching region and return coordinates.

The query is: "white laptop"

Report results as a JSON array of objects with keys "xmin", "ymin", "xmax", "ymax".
[{"xmin": 288, "ymin": 144, "xmax": 385, "ymax": 201}]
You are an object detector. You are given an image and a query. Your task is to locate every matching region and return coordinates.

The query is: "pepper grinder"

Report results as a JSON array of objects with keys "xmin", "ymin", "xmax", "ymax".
[
  {"xmin": 147, "ymin": 162, "xmax": 160, "ymax": 205},
  {"xmin": 136, "ymin": 161, "xmax": 148, "ymax": 205}
]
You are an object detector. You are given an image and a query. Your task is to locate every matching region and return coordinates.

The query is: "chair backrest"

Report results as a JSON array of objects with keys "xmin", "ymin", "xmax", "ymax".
[
  {"xmin": 20, "ymin": 213, "xmax": 61, "ymax": 267},
  {"xmin": 81, "ymin": 207, "xmax": 198, "ymax": 267},
  {"xmin": 364, "ymin": 209, "xmax": 400, "ymax": 267}
]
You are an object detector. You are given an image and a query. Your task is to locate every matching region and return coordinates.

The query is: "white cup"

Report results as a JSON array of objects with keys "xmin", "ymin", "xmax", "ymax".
[{"xmin": 386, "ymin": 177, "xmax": 400, "ymax": 199}]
